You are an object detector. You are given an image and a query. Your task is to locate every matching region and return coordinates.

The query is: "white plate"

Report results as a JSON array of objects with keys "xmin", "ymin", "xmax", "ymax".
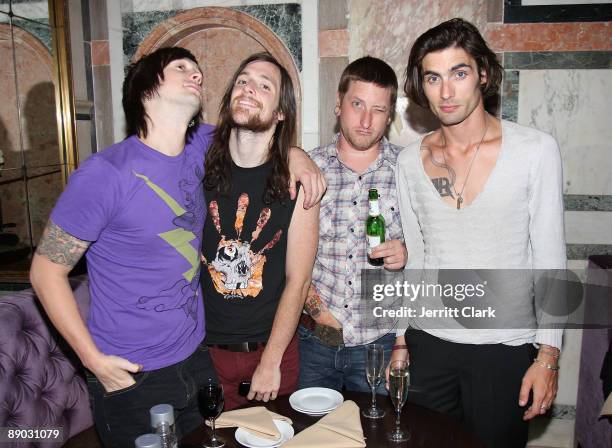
[
  {"xmin": 289, "ymin": 387, "xmax": 344, "ymax": 414},
  {"xmin": 289, "ymin": 406, "xmax": 331, "ymax": 417},
  {"xmin": 301, "ymin": 410, "xmax": 329, "ymax": 417},
  {"xmin": 234, "ymin": 419, "xmax": 294, "ymax": 448},
  {"xmin": 287, "ymin": 407, "xmax": 328, "ymax": 416}
]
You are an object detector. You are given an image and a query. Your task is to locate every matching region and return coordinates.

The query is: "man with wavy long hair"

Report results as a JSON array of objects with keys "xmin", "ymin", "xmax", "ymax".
[
  {"xmin": 394, "ymin": 18, "xmax": 565, "ymax": 448},
  {"xmin": 201, "ymin": 53, "xmax": 319, "ymax": 410}
]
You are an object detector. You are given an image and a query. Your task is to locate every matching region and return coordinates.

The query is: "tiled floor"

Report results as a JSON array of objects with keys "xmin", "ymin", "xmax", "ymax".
[{"xmin": 527, "ymin": 417, "xmax": 575, "ymax": 448}]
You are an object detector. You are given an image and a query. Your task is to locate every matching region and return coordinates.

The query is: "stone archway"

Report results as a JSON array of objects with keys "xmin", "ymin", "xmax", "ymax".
[{"xmin": 135, "ymin": 7, "xmax": 301, "ymax": 143}]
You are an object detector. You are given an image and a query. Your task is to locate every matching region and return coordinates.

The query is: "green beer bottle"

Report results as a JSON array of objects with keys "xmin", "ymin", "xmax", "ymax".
[{"xmin": 366, "ymin": 188, "xmax": 385, "ymax": 266}]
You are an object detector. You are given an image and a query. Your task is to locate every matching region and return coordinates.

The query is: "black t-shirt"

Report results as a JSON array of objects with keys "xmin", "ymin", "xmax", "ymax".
[{"xmin": 201, "ymin": 161, "xmax": 297, "ymax": 344}]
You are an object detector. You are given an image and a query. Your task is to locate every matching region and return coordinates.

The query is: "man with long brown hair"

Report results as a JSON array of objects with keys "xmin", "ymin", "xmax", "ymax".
[{"xmin": 201, "ymin": 53, "xmax": 319, "ymax": 410}]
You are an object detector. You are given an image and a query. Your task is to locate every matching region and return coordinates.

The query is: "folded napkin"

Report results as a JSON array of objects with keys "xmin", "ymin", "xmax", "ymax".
[
  {"xmin": 601, "ymin": 392, "xmax": 612, "ymax": 417},
  {"xmin": 283, "ymin": 400, "xmax": 366, "ymax": 447},
  {"xmin": 208, "ymin": 407, "xmax": 292, "ymax": 440}
]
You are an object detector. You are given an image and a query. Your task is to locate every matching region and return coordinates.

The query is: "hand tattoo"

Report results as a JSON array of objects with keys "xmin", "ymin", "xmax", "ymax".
[{"xmin": 36, "ymin": 220, "xmax": 90, "ymax": 267}]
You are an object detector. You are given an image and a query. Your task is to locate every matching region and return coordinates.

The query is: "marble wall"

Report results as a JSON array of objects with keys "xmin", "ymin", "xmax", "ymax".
[
  {"xmin": 113, "ymin": 1, "xmax": 303, "ymax": 139},
  {"xmin": 70, "ymin": 1, "xmax": 320, "ymax": 152},
  {"xmin": 122, "ymin": 3, "xmax": 302, "ymax": 69},
  {"xmin": 517, "ymin": 70, "xmax": 612, "ymax": 196},
  {"xmin": 347, "ymin": 0, "xmax": 489, "ymax": 81}
]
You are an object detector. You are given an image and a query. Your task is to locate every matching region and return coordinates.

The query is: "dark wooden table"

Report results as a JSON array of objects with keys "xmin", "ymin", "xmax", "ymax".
[{"xmin": 181, "ymin": 391, "xmax": 485, "ymax": 447}]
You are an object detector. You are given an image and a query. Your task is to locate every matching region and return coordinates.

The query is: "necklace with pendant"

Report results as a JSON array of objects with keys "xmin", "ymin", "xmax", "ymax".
[{"xmin": 441, "ymin": 119, "xmax": 489, "ymax": 210}]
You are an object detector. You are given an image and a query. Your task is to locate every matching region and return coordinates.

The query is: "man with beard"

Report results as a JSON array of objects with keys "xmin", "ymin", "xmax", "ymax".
[
  {"xmin": 298, "ymin": 56, "xmax": 407, "ymax": 394},
  {"xmin": 29, "ymin": 47, "xmax": 324, "ymax": 447},
  {"xmin": 393, "ymin": 19, "xmax": 565, "ymax": 447},
  {"xmin": 201, "ymin": 53, "xmax": 319, "ymax": 410}
]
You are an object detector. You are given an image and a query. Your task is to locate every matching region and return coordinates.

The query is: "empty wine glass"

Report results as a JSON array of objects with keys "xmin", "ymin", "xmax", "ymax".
[
  {"xmin": 388, "ymin": 359, "xmax": 410, "ymax": 442},
  {"xmin": 362, "ymin": 343, "xmax": 386, "ymax": 418},
  {"xmin": 198, "ymin": 378, "xmax": 225, "ymax": 448}
]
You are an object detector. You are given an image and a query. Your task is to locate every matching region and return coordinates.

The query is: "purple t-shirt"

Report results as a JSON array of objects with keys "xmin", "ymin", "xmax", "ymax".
[{"xmin": 51, "ymin": 124, "xmax": 214, "ymax": 370}]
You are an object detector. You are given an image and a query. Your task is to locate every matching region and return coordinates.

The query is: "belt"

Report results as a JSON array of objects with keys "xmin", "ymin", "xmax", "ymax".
[
  {"xmin": 207, "ymin": 342, "xmax": 266, "ymax": 352},
  {"xmin": 299, "ymin": 313, "xmax": 344, "ymax": 347}
]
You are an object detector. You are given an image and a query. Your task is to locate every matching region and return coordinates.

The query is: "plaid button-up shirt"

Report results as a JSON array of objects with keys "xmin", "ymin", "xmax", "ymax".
[{"xmin": 309, "ymin": 134, "xmax": 404, "ymax": 346}]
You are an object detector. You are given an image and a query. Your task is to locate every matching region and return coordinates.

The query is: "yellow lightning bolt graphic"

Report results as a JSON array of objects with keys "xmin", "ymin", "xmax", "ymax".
[{"xmin": 134, "ymin": 172, "xmax": 199, "ymax": 281}]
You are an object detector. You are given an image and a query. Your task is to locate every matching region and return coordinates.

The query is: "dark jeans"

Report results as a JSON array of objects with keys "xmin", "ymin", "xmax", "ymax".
[
  {"xmin": 298, "ymin": 325, "xmax": 394, "ymax": 394},
  {"xmin": 405, "ymin": 329, "xmax": 536, "ymax": 448},
  {"xmin": 86, "ymin": 342, "xmax": 217, "ymax": 448}
]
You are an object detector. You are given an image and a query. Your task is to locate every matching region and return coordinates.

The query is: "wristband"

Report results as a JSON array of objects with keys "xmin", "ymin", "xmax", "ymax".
[
  {"xmin": 392, "ymin": 345, "xmax": 408, "ymax": 351},
  {"xmin": 533, "ymin": 358, "xmax": 559, "ymax": 371}
]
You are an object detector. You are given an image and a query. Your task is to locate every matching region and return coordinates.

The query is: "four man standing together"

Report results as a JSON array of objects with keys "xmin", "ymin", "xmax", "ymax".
[{"xmin": 31, "ymin": 16, "xmax": 565, "ymax": 448}]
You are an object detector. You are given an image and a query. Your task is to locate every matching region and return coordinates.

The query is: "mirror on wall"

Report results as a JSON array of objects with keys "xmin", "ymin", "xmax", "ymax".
[{"xmin": 0, "ymin": 0, "xmax": 76, "ymax": 282}]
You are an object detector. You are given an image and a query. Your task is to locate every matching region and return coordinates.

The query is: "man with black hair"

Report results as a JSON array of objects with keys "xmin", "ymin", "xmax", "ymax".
[
  {"xmin": 394, "ymin": 18, "xmax": 565, "ymax": 447},
  {"xmin": 30, "ymin": 47, "xmax": 323, "ymax": 447},
  {"xmin": 298, "ymin": 56, "xmax": 407, "ymax": 394},
  {"xmin": 201, "ymin": 53, "xmax": 319, "ymax": 410}
]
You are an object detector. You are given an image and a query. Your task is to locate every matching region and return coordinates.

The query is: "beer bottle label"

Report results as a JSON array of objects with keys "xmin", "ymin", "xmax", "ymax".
[
  {"xmin": 369, "ymin": 200, "xmax": 380, "ymax": 216},
  {"xmin": 367, "ymin": 235, "xmax": 381, "ymax": 254}
]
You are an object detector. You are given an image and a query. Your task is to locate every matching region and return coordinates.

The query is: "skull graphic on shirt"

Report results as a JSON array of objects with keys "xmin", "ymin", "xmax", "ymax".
[{"xmin": 202, "ymin": 193, "xmax": 281, "ymax": 298}]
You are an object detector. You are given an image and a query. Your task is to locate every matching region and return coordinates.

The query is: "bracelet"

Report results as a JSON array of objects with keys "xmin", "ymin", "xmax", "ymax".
[
  {"xmin": 539, "ymin": 347, "xmax": 560, "ymax": 358},
  {"xmin": 533, "ymin": 358, "xmax": 559, "ymax": 371},
  {"xmin": 392, "ymin": 345, "xmax": 408, "ymax": 351}
]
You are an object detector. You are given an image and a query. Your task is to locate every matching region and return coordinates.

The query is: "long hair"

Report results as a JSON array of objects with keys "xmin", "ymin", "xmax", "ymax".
[
  {"xmin": 404, "ymin": 18, "xmax": 503, "ymax": 111},
  {"xmin": 122, "ymin": 47, "xmax": 202, "ymax": 140},
  {"xmin": 205, "ymin": 53, "xmax": 296, "ymax": 204},
  {"xmin": 338, "ymin": 56, "xmax": 398, "ymax": 121}
]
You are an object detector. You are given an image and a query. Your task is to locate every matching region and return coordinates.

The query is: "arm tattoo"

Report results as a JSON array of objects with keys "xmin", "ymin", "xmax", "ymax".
[
  {"xmin": 421, "ymin": 145, "xmax": 455, "ymax": 198},
  {"xmin": 304, "ymin": 284, "xmax": 327, "ymax": 318},
  {"xmin": 36, "ymin": 221, "xmax": 90, "ymax": 267}
]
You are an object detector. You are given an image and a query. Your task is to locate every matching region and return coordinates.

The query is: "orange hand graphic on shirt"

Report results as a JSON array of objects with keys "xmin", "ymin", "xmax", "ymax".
[{"xmin": 202, "ymin": 193, "xmax": 281, "ymax": 298}]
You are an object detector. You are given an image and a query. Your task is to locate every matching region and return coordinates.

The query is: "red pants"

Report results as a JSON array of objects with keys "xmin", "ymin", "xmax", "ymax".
[{"xmin": 208, "ymin": 335, "xmax": 299, "ymax": 410}]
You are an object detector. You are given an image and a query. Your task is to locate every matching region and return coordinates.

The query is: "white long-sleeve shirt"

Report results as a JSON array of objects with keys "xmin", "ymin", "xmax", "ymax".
[{"xmin": 395, "ymin": 119, "xmax": 565, "ymax": 349}]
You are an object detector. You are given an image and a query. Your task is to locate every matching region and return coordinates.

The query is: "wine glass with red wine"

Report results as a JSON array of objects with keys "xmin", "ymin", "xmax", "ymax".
[{"xmin": 198, "ymin": 379, "xmax": 225, "ymax": 448}]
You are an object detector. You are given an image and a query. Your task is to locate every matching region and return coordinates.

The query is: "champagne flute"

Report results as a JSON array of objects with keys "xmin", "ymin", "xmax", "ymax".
[
  {"xmin": 362, "ymin": 344, "xmax": 386, "ymax": 418},
  {"xmin": 198, "ymin": 379, "xmax": 225, "ymax": 448},
  {"xmin": 388, "ymin": 359, "xmax": 410, "ymax": 442}
]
